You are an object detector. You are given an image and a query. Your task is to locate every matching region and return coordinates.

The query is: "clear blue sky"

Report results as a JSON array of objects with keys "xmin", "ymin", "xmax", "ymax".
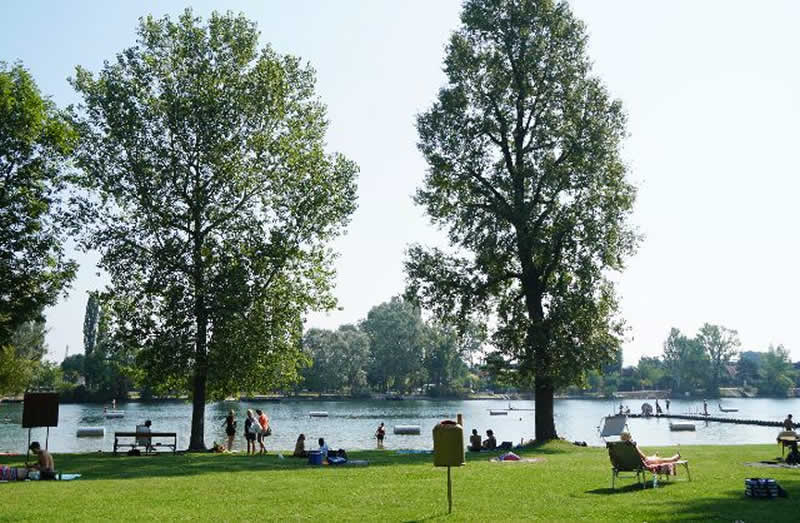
[{"xmin": 2, "ymin": 1, "xmax": 799, "ymax": 365}]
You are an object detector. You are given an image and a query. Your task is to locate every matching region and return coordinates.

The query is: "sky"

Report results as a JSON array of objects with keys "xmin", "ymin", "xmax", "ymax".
[{"xmin": 2, "ymin": 1, "xmax": 799, "ymax": 365}]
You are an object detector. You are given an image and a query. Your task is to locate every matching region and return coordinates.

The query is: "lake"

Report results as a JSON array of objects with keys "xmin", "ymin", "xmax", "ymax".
[{"xmin": 1, "ymin": 397, "xmax": 798, "ymax": 454}]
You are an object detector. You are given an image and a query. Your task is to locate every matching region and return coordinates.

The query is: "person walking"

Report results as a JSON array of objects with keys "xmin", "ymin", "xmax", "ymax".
[
  {"xmin": 256, "ymin": 409, "xmax": 270, "ymax": 455},
  {"xmin": 244, "ymin": 409, "xmax": 258, "ymax": 455},
  {"xmin": 222, "ymin": 410, "xmax": 237, "ymax": 451},
  {"xmin": 375, "ymin": 422, "xmax": 386, "ymax": 449}
]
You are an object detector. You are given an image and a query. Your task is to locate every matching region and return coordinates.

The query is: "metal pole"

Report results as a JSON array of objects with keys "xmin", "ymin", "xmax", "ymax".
[
  {"xmin": 26, "ymin": 428, "xmax": 31, "ymax": 465},
  {"xmin": 46, "ymin": 427, "xmax": 50, "ymax": 450},
  {"xmin": 447, "ymin": 466, "xmax": 452, "ymax": 514}
]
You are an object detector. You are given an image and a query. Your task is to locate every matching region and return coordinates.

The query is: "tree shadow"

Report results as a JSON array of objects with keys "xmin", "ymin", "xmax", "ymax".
[
  {"xmin": 586, "ymin": 480, "xmax": 676, "ymax": 495},
  {"xmin": 0, "ymin": 449, "xmax": 472, "ymax": 481},
  {"xmin": 402, "ymin": 511, "xmax": 450, "ymax": 522},
  {"xmin": 665, "ymin": 480, "xmax": 800, "ymax": 523}
]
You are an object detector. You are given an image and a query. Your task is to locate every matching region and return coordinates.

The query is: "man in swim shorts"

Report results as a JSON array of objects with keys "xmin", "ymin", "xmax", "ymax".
[{"xmin": 28, "ymin": 441, "xmax": 55, "ymax": 480}]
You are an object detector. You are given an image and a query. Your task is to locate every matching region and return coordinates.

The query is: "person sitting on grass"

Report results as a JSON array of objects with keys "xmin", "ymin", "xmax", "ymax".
[
  {"xmin": 482, "ymin": 429, "xmax": 497, "ymax": 450},
  {"xmin": 27, "ymin": 441, "xmax": 55, "ymax": 480},
  {"xmin": 318, "ymin": 437, "xmax": 329, "ymax": 461},
  {"xmin": 469, "ymin": 429, "xmax": 482, "ymax": 452},
  {"xmin": 293, "ymin": 434, "xmax": 308, "ymax": 458}
]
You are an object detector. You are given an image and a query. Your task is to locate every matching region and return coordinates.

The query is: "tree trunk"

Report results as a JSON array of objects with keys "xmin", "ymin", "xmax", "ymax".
[
  {"xmin": 534, "ymin": 374, "xmax": 557, "ymax": 441},
  {"xmin": 189, "ymin": 363, "xmax": 207, "ymax": 451},
  {"xmin": 189, "ymin": 206, "xmax": 208, "ymax": 451},
  {"xmin": 188, "ymin": 297, "xmax": 209, "ymax": 451}
]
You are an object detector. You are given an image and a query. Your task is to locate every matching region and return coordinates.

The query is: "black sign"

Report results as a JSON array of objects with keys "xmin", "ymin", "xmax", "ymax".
[{"xmin": 22, "ymin": 392, "xmax": 59, "ymax": 428}]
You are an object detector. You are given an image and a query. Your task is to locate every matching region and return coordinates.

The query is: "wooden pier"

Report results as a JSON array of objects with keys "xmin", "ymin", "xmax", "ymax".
[{"xmin": 628, "ymin": 413, "xmax": 782, "ymax": 428}]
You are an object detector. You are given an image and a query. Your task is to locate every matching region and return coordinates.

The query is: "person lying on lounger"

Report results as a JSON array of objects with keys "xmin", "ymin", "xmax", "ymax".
[{"xmin": 620, "ymin": 432, "xmax": 681, "ymax": 465}]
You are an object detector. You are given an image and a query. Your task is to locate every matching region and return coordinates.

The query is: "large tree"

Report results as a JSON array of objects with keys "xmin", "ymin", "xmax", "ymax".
[
  {"xmin": 302, "ymin": 325, "xmax": 369, "ymax": 394},
  {"xmin": 71, "ymin": 10, "xmax": 358, "ymax": 449},
  {"xmin": 758, "ymin": 344, "xmax": 795, "ymax": 397},
  {"xmin": 0, "ymin": 319, "xmax": 48, "ymax": 395},
  {"xmin": 662, "ymin": 328, "xmax": 709, "ymax": 394},
  {"xmin": 0, "ymin": 63, "xmax": 77, "ymax": 346},
  {"xmin": 361, "ymin": 297, "xmax": 426, "ymax": 393},
  {"xmin": 696, "ymin": 323, "xmax": 739, "ymax": 395},
  {"xmin": 406, "ymin": 0, "xmax": 637, "ymax": 440}
]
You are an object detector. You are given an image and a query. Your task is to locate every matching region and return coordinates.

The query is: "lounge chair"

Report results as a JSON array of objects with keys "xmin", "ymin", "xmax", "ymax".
[{"xmin": 606, "ymin": 441, "xmax": 690, "ymax": 489}]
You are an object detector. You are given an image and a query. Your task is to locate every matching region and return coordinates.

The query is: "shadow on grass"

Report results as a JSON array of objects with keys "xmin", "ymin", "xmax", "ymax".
[
  {"xmin": 585, "ymin": 481, "xmax": 676, "ymax": 495},
  {"xmin": 402, "ymin": 510, "xmax": 450, "ymax": 522},
  {"xmin": 0, "ymin": 445, "xmax": 558, "ymax": 482},
  {"xmin": 665, "ymin": 480, "xmax": 800, "ymax": 523}
]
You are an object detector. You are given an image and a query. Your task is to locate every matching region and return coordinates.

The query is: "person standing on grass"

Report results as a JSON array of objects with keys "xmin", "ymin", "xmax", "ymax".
[
  {"xmin": 256, "ymin": 409, "xmax": 270, "ymax": 454},
  {"xmin": 244, "ymin": 409, "xmax": 258, "ymax": 455},
  {"xmin": 375, "ymin": 422, "xmax": 386, "ymax": 449},
  {"xmin": 223, "ymin": 410, "xmax": 237, "ymax": 451}
]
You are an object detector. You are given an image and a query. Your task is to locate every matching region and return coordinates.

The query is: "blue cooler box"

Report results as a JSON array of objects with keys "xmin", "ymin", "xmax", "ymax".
[{"xmin": 308, "ymin": 450, "xmax": 322, "ymax": 465}]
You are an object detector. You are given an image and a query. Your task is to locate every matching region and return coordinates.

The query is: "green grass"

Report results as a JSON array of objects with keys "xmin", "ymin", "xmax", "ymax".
[{"xmin": 2, "ymin": 442, "xmax": 798, "ymax": 521}]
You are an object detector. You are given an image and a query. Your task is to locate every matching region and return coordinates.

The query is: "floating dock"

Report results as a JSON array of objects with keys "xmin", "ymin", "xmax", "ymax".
[{"xmin": 629, "ymin": 413, "xmax": 782, "ymax": 427}]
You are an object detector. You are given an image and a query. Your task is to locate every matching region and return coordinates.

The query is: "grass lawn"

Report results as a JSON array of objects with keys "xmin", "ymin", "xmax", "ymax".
[{"xmin": 1, "ymin": 441, "xmax": 798, "ymax": 521}]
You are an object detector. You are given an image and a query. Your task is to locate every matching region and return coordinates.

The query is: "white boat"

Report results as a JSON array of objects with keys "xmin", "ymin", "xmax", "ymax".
[
  {"xmin": 104, "ymin": 410, "xmax": 125, "ymax": 418},
  {"xmin": 669, "ymin": 422, "xmax": 696, "ymax": 432}
]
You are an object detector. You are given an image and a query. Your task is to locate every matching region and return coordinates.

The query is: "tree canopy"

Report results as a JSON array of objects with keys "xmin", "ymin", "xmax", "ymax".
[
  {"xmin": 0, "ymin": 62, "xmax": 77, "ymax": 347},
  {"xmin": 406, "ymin": 0, "xmax": 638, "ymax": 440},
  {"xmin": 70, "ymin": 10, "xmax": 358, "ymax": 449},
  {"xmin": 361, "ymin": 296, "xmax": 426, "ymax": 393}
]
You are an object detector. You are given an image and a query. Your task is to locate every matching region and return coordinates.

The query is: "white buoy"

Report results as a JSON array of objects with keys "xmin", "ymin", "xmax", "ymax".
[
  {"xmin": 669, "ymin": 423, "xmax": 696, "ymax": 432},
  {"xmin": 309, "ymin": 411, "xmax": 328, "ymax": 417},
  {"xmin": 105, "ymin": 410, "xmax": 125, "ymax": 418},
  {"xmin": 489, "ymin": 410, "xmax": 508, "ymax": 416},
  {"xmin": 394, "ymin": 425, "xmax": 421, "ymax": 435},
  {"xmin": 77, "ymin": 426, "xmax": 105, "ymax": 437}
]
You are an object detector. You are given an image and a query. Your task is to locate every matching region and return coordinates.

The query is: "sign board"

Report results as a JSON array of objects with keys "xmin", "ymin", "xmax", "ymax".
[{"xmin": 22, "ymin": 392, "xmax": 59, "ymax": 428}]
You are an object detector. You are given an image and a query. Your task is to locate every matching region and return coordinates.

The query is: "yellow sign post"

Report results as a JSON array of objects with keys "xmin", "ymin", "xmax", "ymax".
[{"xmin": 432, "ymin": 415, "xmax": 465, "ymax": 514}]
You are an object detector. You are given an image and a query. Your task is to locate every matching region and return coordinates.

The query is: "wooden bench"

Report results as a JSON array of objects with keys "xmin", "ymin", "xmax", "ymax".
[{"xmin": 113, "ymin": 431, "xmax": 177, "ymax": 455}]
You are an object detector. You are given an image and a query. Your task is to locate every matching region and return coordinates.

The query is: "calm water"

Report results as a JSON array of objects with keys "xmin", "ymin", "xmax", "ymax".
[{"xmin": 1, "ymin": 398, "xmax": 798, "ymax": 454}]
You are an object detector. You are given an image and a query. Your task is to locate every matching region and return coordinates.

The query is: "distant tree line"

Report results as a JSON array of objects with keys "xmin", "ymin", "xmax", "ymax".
[
  {"xmin": 301, "ymin": 296, "xmax": 486, "ymax": 397},
  {"xmin": 577, "ymin": 323, "xmax": 797, "ymax": 398}
]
